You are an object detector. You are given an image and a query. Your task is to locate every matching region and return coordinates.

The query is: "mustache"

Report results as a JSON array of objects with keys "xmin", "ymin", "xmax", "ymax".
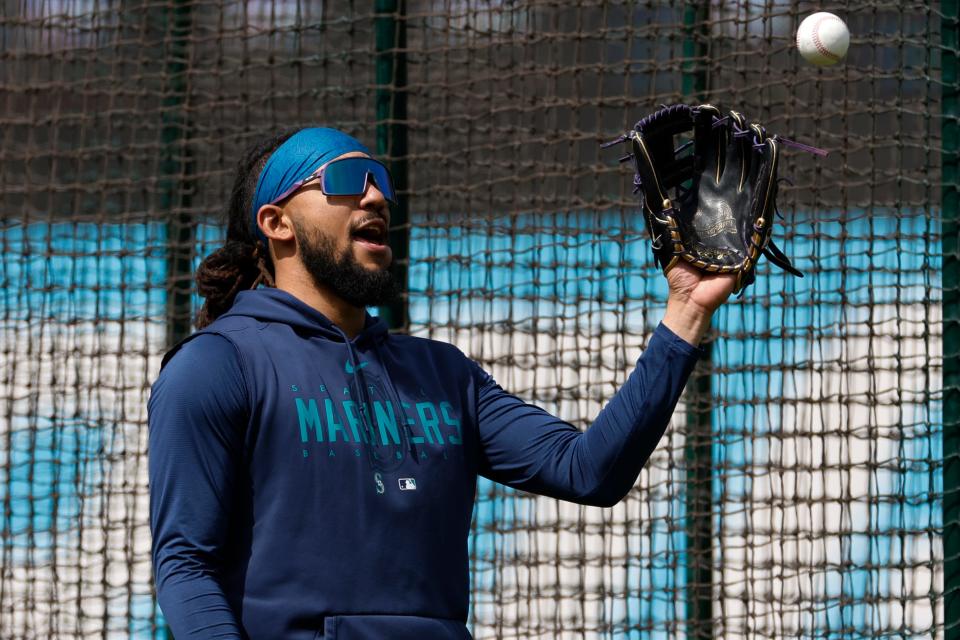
[{"xmin": 349, "ymin": 211, "xmax": 389, "ymax": 231}]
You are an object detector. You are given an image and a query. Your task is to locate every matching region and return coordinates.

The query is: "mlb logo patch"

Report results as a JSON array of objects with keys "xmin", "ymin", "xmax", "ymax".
[{"xmin": 398, "ymin": 478, "xmax": 417, "ymax": 491}]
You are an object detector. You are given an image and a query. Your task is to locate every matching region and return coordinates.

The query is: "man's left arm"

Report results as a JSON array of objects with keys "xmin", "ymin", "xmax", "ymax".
[{"xmin": 475, "ymin": 265, "xmax": 734, "ymax": 506}]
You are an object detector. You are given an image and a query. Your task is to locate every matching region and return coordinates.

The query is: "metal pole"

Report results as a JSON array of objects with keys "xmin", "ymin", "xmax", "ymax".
[
  {"xmin": 375, "ymin": 0, "xmax": 409, "ymax": 331},
  {"xmin": 159, "ymin": 1, "xmax": 192, "ymax": 635},
  {"xmin": 942, "ymin": 2, "xmax": 959, "ymax": 638},
  {"xmin": 681, "ymin": 2, "xmax": 712, "ymax": 638},
  {"xmin": 162, "ymin": 0, "xmax": 194, "ymax": 352}
]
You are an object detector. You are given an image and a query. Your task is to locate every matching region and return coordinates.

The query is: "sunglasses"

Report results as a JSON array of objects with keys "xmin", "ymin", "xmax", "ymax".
[{"xmin": 270, "ymin": 157, "xmax": 397, "ymax": 205}]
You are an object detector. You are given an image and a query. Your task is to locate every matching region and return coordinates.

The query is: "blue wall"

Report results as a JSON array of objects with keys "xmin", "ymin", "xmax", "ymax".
[{"xmin": 0, "ymin": 212, "xmax": 941, "ymax": 637}]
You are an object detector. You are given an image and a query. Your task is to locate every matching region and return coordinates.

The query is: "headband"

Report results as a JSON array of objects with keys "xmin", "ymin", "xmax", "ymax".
[{"xmin": 251, "ymin": 127, "xmax": 370, "ymax": 243}]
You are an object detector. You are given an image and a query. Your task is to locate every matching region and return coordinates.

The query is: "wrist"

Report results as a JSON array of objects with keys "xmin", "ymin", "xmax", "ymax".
[{"xmin": 662, "ymin": 295, "xmax": 714, "ymax": 346}]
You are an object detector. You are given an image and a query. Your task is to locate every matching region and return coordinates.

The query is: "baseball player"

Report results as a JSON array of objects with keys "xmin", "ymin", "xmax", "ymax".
[{"xmin": 148, "ymin": 127, "xmax": 736, "ymax": 639}]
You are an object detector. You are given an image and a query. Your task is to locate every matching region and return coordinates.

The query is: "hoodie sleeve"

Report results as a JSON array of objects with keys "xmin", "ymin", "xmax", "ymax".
[
  {"xmin": 148, "ymin": 333, "xmax": 248, "ymax": 639},
  {"xmin": 474, "ymin": 322, "xmax": 702, "ymax": 507}
]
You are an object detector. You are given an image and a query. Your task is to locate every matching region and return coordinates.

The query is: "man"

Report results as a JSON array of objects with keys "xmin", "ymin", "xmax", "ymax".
[{"xmin": 148, "ymin": 127, "xmax": 735, "ymax": 639}]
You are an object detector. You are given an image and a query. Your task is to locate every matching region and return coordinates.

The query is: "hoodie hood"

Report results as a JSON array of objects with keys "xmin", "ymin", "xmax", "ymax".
[{"xmin": 223, "ymin": 287, "xmax": 389, "ymax": 346}]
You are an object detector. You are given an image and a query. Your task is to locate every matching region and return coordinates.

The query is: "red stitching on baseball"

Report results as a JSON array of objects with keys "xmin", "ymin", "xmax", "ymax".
[{"xmin": 811, "ymin": 15, "xmax": 842, "ymax": 62}]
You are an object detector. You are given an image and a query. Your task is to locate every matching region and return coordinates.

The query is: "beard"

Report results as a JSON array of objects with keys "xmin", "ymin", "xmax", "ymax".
[{"xmin": 292, "ymin": 218, "xmax": 400, "ymax": 309}]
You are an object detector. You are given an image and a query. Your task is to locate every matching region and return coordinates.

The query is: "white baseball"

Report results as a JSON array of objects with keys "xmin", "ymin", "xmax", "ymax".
[{"xmin": 796, "ymin": 12, "xmax": 849, "ymax": 67}]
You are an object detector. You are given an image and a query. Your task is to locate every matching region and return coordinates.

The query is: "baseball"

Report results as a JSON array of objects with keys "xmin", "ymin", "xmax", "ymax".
[{"xmin": 796, "ymin": 12, "xmax": 849, "ymax": 66}]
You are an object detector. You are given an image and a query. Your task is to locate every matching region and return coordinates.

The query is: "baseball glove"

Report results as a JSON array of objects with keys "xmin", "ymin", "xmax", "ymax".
[{"xmin": 607, "ymin": 103, "xmax": 805, "ymax": 293}]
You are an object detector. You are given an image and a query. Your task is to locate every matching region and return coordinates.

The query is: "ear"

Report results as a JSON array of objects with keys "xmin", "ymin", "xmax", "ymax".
[{"xmin": 257, "ymin": 204, "xmax": 295, "ymax": 243}]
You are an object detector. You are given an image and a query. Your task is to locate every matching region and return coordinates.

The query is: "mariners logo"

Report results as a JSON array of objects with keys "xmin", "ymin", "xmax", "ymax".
[{"xmin": 375, "ymin": 472, "xmax": 385, "ymax": 494}]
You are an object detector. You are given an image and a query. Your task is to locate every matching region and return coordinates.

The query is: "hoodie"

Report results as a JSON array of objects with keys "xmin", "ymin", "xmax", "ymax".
[{"xmin": 148, "ymin": 288, "xmax": 702, "ymax": 639}]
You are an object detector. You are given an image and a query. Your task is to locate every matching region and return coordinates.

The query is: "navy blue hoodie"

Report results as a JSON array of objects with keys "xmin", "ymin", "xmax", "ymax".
[{"xmin": 148, "ymin": 288, "xmax": 701, "ymax": 639}]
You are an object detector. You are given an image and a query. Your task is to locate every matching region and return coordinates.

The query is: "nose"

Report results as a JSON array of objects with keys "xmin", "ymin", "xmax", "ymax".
[{"xmin": 359, "ymin": 174, "xmax": 390, "ymax": 217}]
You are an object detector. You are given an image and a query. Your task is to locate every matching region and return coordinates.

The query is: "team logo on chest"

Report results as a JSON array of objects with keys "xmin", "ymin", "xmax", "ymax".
[{"xmin": 289, "ymin": 374, "xmax": 463, "ymax": 464}]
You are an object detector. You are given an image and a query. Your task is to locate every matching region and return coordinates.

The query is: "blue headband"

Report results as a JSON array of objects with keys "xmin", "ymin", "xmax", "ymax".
[{"xmin": 251, "ymin": 127, "xmax": 370, "ymax": 243}]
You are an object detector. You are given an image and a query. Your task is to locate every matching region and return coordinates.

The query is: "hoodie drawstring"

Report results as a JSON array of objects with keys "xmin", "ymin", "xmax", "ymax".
[
  {"xmin": 332, "ymin": 326, "xmax": 414, "ymax": 472},
  {"xmin": 372, "ymin": 340, "xmax": 420, "ymax": 464}
]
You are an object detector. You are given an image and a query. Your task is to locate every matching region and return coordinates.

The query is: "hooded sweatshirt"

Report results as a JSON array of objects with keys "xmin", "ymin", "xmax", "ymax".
[{"xmin": 148, "ymin": 288, "xmax": 702, "ymax": 640}]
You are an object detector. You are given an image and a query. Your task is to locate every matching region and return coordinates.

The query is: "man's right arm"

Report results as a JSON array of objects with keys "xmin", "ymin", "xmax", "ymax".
[{"xmin": 148, "ymin": 334, "xmax": 249, "ymax": 639}]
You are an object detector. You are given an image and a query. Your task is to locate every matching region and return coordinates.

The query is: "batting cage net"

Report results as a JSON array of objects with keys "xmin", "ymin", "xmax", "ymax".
[{"xmin": 0, "ymin": 1, "xmax": 953, "ymax": 638}]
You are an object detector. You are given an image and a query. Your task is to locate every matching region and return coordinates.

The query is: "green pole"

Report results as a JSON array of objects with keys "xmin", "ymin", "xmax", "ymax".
[
  {"xmin": 681, "ymin": 2, "xmax": 712, "ymax": 638},
  {"xmin": 375, "ymin": 0, "xmax": 409, "ymax": 331},
  {"xmin": 684, "ymin": 365, "xmax": 712, "ymax": 640},
  {"xmin": 162, "ymin": 0, "xmax": 194, "ymax": 352},
  {"xmin": 943, "ymin": 2, "xmax": 959, "ymax": 638},
  {"xmin": 159, "ymin": 2, "xmax": 192, "ymax": 635}
]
